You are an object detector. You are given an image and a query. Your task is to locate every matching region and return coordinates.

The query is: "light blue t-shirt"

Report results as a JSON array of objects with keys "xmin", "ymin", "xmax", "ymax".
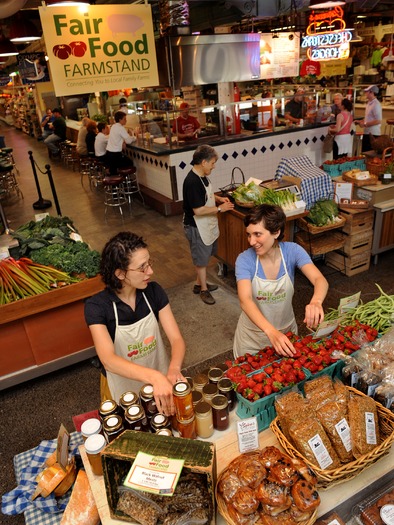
[{"xmin": 235, "ymin": 242, "xmax": 312, "ymax": 284}]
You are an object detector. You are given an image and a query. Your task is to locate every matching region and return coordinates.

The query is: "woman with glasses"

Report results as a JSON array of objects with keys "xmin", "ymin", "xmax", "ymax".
[{"xmin": 84, "ymin": 231, "xmax": 186, "ymax": 416}]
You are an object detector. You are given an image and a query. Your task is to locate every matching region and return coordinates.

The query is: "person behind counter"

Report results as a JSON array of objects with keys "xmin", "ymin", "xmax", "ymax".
[
  {"xmin": 354, "ymin": 85, "xmax": 382, "ymax": 152},
  {"xmin": 328, "ymin": 98, "xmax": 354, "ymax": 160},
  {"xmin": 183, "ymin": 145, "xmax": 234, "ymax": 305},
  {"xmin": 233, "ymin": 204, "xmax": 328, "ymax": 358},
  {"xmin": 44, "ymin": 107, "xmax": 67, "ymax": 158},
  {"xmin": 284, "ymin": 88, "xmax": 307, "ymax": 125},
  {"xmin": 84, "ymin": 231, "xmax": 186, "ymax": 414},
  {"xmin": 106, "ymin": 111, "xmax": 136, "ymax": 176},
  {"xmin": 173, "ymin": 102, "xmax": 201, "ymax": 140},
  {"xmin": 331, "ymin": 93, "xmax": 344, "ymax": 119}
]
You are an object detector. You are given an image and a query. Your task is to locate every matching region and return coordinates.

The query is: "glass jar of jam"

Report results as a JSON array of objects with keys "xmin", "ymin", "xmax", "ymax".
[
  {"xmin": 218, "ymin": 377, "xmax": 236, "ymax": 412},
  {"xmin": 192, "ymin": 390, "xmax": 203, "ymax": 407},
  {"xmin": 119, "ymin": 391, "xmax": 139, "ymax": 414},
  {"xmin": 202, "ymin": 383, "xmax": 218, "ymax": 404},
  {"xmin": 194, "ymin": 401, "xmax": 214, "ymax": 439},
  {"xmin": 103, "ymin": 414, "xmax": 124, "ymax": 442},
  {"xmin": 177, "ymin": 415, "xmax": 197, "ymax": 439},
  {"xmin": 192, "ymin": 373, "xmax": 209, "ymax": 392},
  {"xmin": 84, "ymin": 433, "xmax": 106, "ymax": 476},
  {"xmin": 99, "ymin": 399, "xmax": 119, "ymax": 421},
  {"xmin": 81, "ymin": 418, "xmax": 103, "ymax": 442},
  {"xmin": 208, "ymin": 367, "xmax": 223, "ymax": 385},
  {"xmin": 185, "ymin": 377, "xmax": 194, "ymax": 390},
  {"xmin": 171, "ymin": 414, "xmax": 179, "ymax": 432},
  {"xmin": 173, "ymin": 381, "xmax": 194, "ymax": 421},
  {"xmin": 150, "ymin": 413, "xmax": 171, "ymax": 432},
  {"xmin": 124, "ymin": 405, "xmax": 150, "ymax": 432},
  {"xmin": 145, "ymin": 399, "xmax": 159, "ymax": 420},
  {"xmin": 211, "ymin": 394, "xmax": 230, "ymax": 431},
  {"xmin": 156, "ymin": 428, "xmax": 173, "ymax": 436},
  {"xmin": 139, "ymin": 384, "xmax": 154, "ymax": 413}
]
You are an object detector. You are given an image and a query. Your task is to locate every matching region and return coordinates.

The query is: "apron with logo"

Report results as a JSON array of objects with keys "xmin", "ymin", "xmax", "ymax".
[
  {"xmin": 107, "ymin": 294, "xmax": 169, "ymax": 402},
  {"xmin": 233, "ymin": 247, "xmax": 298, "ymax": 357},
  {"xmin": 193, "ymin": 176, "xmax": 220, "ymax": 246}
]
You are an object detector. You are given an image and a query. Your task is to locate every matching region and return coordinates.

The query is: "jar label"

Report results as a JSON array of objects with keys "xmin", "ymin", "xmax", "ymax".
[
  {"xmin": 175, "ymin": 383, "xmax": 188, "ymax": 393},
  {"xmin": 106, "ymin": 416, "xmax": 118, "ymax": 427},
  {"xmin": 101, "ymin": 401, "xmax": 114, "ymax": 411},
  {"xmin": 128, "ymin": 405, "xmax": 141, "ymax": 416},
  {"xmin": 154, "ymin": 414, "xmax": 165, "ymax": 424},
  {"xmin": 143, "ymin": 385, "xmax": 154, "ymax": 394},
  {"xmin": 123, "ymin": 393, "xmax": 136, "ymax": 402}
]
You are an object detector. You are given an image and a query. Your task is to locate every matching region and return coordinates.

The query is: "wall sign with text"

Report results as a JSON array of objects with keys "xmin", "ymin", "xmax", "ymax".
[
  {"xmin": 301, "ymin": 7, "xmax": 357, "ymax": 61},
  {"xmin": 39, "ymin": 4, "xmax": 159, "ymax": 96}
]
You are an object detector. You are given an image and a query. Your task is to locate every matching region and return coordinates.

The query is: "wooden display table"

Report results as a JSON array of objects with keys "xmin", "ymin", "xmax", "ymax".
[
  {"xmin": 80, "ymin": 413, "xmax": 394, "ymax": 525},
  {"xmin": 0, "ymin": 275, "xmax": 104, "ymax": 390}
]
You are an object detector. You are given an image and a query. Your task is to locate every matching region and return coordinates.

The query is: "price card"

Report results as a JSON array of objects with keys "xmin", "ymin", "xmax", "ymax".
[
  {"xmin": 35, "ymin": 213, "xmax": 49, "ymax": 222},
  {"xmin": 0, "ymin": 248, "xmax": 9, "ymax": 260},
  {"xmin": 123, "ymin": 452, "xmax": 184, "ymax": 496},
  {"xmin": 313, "ymin": 318, "xmax": 340, "ymax": 339},
  {"xmin": 237, "ymin": 417, "xmax": 259, "ymax": 453},
  {"xmin": 339, "ymin": 292, "xmax": 361, "ymax": 313}
]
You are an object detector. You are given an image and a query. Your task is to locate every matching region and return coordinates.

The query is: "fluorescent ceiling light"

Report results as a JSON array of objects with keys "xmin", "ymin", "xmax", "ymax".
[
  {"xmin": 9, "ymin": 14, "xmax": 41, "ymax": 43},
  {"xmin": 0, "ymin": 38, "xmax": 19, "ymax": 57},
  {"xmin": 309, "ymin": 0, "xmax": 345, "ymax": 8}
]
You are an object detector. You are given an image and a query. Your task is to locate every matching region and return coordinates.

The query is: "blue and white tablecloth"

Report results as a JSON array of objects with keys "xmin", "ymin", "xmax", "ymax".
[
  {"xmin": 275, "ymin": 155, "xmax": 334, "ymax": 209},
  {"xmin": 1, "ymin": 432, "xmax": 83, "ymax": 525}
]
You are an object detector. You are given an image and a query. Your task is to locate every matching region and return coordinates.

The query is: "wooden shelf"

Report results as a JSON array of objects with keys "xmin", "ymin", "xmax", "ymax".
[{"xmin": 295, "ymin": 230, "xmax": 345, "ymax": 256}]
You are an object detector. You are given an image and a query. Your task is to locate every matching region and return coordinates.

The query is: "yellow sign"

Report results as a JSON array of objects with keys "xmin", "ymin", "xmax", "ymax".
[
  {"xmin": 39, "ymin": 4, "xmax": 159, "ymax": 96},
  {"xmin": 319, "ymin": 60, "xmax": 346, "ymax": 76}
]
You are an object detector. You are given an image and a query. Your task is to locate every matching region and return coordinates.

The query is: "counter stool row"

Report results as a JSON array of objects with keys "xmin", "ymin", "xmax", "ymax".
[
  {"xmin": 0, "ymin": 147, "xmax": 22, "ymax": 200},
  {"xmin": 104, "ymin": 167, "xmax": 144, "ymax": 222}
]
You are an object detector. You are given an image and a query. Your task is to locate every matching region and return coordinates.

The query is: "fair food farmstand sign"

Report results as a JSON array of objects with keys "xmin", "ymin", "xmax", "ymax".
[
  {"xmin": 302, "ymin": 6, "xmax": 358, "ymax": 61},
  {"xmin": 38, "ymin": 4, "xmax": 159, "ymax": 96}
]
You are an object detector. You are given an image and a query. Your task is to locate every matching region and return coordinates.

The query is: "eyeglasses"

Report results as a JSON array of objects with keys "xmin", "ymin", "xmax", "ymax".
[{"xmin": 126, "ymin": 259, "xmax": 154, "ymax": 273}]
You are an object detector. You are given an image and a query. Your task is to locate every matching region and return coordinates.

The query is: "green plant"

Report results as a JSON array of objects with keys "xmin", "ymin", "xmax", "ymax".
[{"xmin": 92, "ymin": 113, "xmax": 108, "ymax": 124}]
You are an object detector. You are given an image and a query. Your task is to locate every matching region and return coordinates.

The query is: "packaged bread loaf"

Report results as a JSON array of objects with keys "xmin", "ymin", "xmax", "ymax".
[
  {"xmin": 332, "ymin": 379, "xmax": 350, "ymax": 406},
  {"xmin": 275, "ymin": 392, "xmax": 310, "ymax": 441},
  {"xmin": 304, "ymin": 376, "xmax": 337, "ymax": 410},
  {"xmin": 316, "ymin": 401, "xmax": 353, "ymax": 463},
  {"xmin": 348, "ymin": 394, "xmax": 380, "ymax": 458},
  {"xmin": 288, "ymin": 417, "xmax": 341, "ymax": 470}
]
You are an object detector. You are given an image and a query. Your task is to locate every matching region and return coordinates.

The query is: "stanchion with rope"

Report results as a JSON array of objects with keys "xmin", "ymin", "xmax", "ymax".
[{"xmin": 28, "ymin": 151, "xmax": 62, "ymax": 216}]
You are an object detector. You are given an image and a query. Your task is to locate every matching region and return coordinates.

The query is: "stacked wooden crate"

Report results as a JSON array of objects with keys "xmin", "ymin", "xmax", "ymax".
[{"xmin": 326, "ymin": 207, "xmax": 375, "ymax": 276}]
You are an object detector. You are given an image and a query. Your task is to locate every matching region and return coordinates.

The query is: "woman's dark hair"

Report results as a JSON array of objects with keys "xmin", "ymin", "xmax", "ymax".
[
  {"xmin": 244, "ymin": 204, "xmax": 286, "ymax": 241},
  {"xmin": 97, "ymin": 122, "xmax": 106, "ymax": 132},
  {"xmin": 114, "ymin": 111, "xmax": 127, "ymax": 123},
  {"xmin": 192, "ymin": 145, "xmax": 218, "ymax": 165},
  {"xmin": 341, "ymin": 98, "xmax": 353, "ymax": 112},
  {"xmin": 100, "ymin": 232, "xmax": 147, "ymax": 290},
  {"xmin": 86, "ymin": 121, "xmax": 97, "ymax": 133}
]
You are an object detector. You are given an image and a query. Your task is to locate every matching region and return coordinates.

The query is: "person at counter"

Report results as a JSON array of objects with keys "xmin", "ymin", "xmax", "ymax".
[
  {"xmin": 84, "ymin": 231, "xmax": 186, "ymax": 414},
  {"xmin": 329, "ymin": 98, "xmax": 354, "ymax": 160},
  {"xmin": 106, "ymin": 111, "xmax": 136, "ymax": 176},
  {"xmin": 76, "ymin": 117, "xmax": 90, "ymax": 157},
  {"xmin": 284, "ymin": 88, "xmax": 307, "ymax": 125},
  {"xmin": 85, "ymin": 120, "xmax": 98, "ymax": 158},
  {"xmin": 233, "ymin": 204, "xmax": 328, "ymax": 358},
  {"xmin": 39, "ymin": 108, "xmax": 54, "ymax": 141},
  {"xmin": 183, "ymin": 145, "xmax": 234, "ymax": 305},
  {"xmin": 354, "ymin": 85, "xmax": 382, "ymax": 152},
  {"xmin": 44, "ymin": 107, "xmax": 66, "ymax": 158},
  {"xmin": 94, "ymin": 122, "xmax": 109, "ymax": 161},
  {"xmin": 173, "ymin": 102, "xmax": 201, "ymax": 140},
  {"xmin": 330, "ymin": 93, "xmax": 343, "ymax": 119}
]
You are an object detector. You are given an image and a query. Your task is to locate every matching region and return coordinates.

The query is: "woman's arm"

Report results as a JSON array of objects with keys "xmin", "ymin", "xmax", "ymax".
[
  {"xmin": 237, "ymin": 279, "xmax": 295, "ymax": 357},
  {"xmin": 300, "ymin": 263, "xmax": 329, "ymax": 328},
  {"xmin": 89, "ymin": 324, "xmax": 176, "ymax": 416},
  {"xmin": 158, "ymin": 303, "xmax": 186, "ymax": 384},
  {"xmin": 331, "ymin": 112, "xmax": 344, "ymax": 133}
]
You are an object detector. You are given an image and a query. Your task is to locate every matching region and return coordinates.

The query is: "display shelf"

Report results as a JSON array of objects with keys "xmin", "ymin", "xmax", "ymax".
[{"xmin": 295, "ymin": 230, "xmax": 345, "ymax": 256}]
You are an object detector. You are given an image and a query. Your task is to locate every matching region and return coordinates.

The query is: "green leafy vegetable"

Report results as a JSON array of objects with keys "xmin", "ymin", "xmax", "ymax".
[
  {"xmin": 30, "ymin": 242, "xmax": 100, "ymax": 277},
  {"xmin": 307, "ymin": 199, "xmax": 340, "ymax": 227}
]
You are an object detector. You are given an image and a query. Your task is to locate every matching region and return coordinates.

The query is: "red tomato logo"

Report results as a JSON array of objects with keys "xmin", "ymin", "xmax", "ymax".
[
  {"xmin": 52, "ymin": 44, "xmax": 72, "ymax": 60},
  {"xmin": 143, "ymin": 336, "xmax": 155, "ymax": 345},
  {"xmin": 69, "ymin": 41, "xmax": 87, "ymax": 58}
]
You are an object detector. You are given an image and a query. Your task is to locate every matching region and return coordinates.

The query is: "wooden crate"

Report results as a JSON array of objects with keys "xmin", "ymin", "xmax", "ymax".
[
  {"xmin": 102, "ymin": 430, "xmax": 216, "ymax": 524},
  {"xmin": 295, "ymin": 230, "xmax": 345, "ymax": 256},
  {"xmin": 342, "ymin": 230, "xmax": 373, "ymax": 257},
  {"xmin": 340, "ymin": 207, "xmax": 374, "ymax": 235},
  {"xmin": 326, "ymin": 250, "xmax": 371, "ymax": 276}
]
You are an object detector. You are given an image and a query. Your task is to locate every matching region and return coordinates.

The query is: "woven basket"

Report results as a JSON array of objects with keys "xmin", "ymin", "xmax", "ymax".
[
  {"xmin": 270, "ymin": 387, "xmax": 394, "ymax": 490},
  {"xmin": 235, "ymin": 199, "xmax": 255, "ymax": 208},
  {"xmin": 216, "ymin": 468, "xmax": 318, "ymax": 525},
  {"xmin": 365, "ymin": 146, "xmax": 394, "ymax": 177},
  {"xmin": 297, "ymin": 215, "xmax": 346, "ymax": 234}
]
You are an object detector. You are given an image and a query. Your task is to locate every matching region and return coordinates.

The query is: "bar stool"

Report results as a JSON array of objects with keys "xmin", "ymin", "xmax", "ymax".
[
  {"xmin": 0, "ymin": 161, "xmax": 23, "ymax": 199},
  {"xmin": 89, "ymin": 160, "xmax": 106, "ymax": 189},
  {"xmin": 103, "ymin": 175, "xmax": 127, "ymax": 222},
  {"xmin": 80, "ymin": 157, "xmax": 93, "ymax": 186},
  {"xmin": 1, "ymin": 147, "xmax": 19, "ymax": 175},
  {"xmin": 117, "ymin": 167, "xmax": 145, "ymax": 212}
]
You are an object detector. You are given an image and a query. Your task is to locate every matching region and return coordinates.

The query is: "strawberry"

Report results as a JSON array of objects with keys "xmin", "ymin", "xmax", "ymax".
[
  {"xmin": 253, "ymin": 372, "xmax": 265, "ymax": 383},
  {"xmin": 253, "ymin": 383, "xmax": 264, "ymax": 396},
  {"xmin": 265, "ymin": 365, "xmax": 274, "ymax": 375},
  {"xmin": 263, "ymin": 384, "xmax": 273, "ymax": 396},
  {"xmin": 247, "ymin": 378, "xmax": 257, "ymax": 389}
]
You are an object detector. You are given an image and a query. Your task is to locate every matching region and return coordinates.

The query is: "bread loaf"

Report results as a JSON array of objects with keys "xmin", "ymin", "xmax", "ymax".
[
  {"xmin": 60, "ymin": 470, "xmax": 99, "ymax": 525},
  {"xmin": 348, "ymin": 394, "xmax": 380, "ymax": 458},
  {"xmin": 316, "ymin": 401, "xmax": 353, "ymax": 463}
]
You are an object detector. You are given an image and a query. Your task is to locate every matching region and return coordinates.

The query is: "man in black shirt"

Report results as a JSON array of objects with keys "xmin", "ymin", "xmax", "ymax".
[
  {"xmin": 44, "ymin": 107, "xmax": 67, "ymax": 157},
  {"xmin": 284, "ymin": 88, "xmax": 307, "ymax": 125}
]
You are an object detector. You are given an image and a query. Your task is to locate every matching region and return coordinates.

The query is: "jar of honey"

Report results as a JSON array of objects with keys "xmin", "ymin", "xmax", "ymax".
[
  {"xmin": 194, "ymin": 401, "xmax": 214, "ymax": 438},
  {"xmin": 218, "ymin": 377, "xmax": 236, "ymax": 412},
  {"xmin": 85, "ymin": 433, "xmax": 106, "ymax": 476},
  {"xmin": 173, "ymin": 381, "xmax": 194, "ymax": 421},
  {"xmin": 103, "ymin": 414, "xmax": 124, "ymax": 442},
  {"xmin": 99, "ymin": 399, "xmax": 119, "ymax": 421},
  {"xmin": 177, "ymin": 415, "xmax": 197, "ymax": 439},
  {"xmin": 81, "ymin": 418, "xmax": 103, "ymax": 442},
  {"xmin": 211, "ymin": 394, "xmax": 230, "ymax": 431}
]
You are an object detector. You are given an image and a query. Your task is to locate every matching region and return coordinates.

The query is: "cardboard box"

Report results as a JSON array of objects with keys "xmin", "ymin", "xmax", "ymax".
[{"xmin": 102, "ymin": 430, "xmax": 216, "ymax": 524}]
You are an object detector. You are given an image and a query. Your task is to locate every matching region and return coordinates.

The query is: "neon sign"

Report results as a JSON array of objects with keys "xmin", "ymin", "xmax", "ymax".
[{"xmin": 301, "ymin": 7, "xmax": 357, "ymax": 61}]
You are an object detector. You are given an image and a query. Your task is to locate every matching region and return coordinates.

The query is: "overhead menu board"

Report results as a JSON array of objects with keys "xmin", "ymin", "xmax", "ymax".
[{"xmin": 259, "ymin": 33, "xmax": 300, "ymax": 79}]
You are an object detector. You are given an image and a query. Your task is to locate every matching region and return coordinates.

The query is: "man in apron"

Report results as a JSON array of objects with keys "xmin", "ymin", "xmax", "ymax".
[{"xmin": 182, "ymin": 145, "xmax": 234, "ymax": 305}]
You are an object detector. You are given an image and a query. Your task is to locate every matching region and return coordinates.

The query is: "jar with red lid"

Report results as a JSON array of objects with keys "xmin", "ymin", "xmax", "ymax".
[
  {"xmin": 173, "ymin": 381, "xmax": 194, "ymax": 421},
  {"xmin": 211, "ymin": 394, "xmax": 230, "ymax": 431},
  {"xmin": 177, "ymin": 415, "xmax": 197, "ymax": 439},
  {"xmin": 208, "ymin": 367, "xmax": 223, "ymax": 385},
  {"xmin": 103, "ymin": 414, "xmax": 124, "ymax": 442},
  {"xmin": 218, "ymin": 377, "xmax": 236, "ymax": 412}
]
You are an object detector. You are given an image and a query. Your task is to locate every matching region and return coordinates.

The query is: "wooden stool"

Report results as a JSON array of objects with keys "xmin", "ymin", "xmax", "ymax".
[{"xmin": 103, "ymin": 176, "xmax": 127, "ymax": 222}]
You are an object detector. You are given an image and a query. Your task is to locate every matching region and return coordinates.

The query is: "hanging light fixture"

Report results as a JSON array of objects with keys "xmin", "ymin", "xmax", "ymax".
[
  {"xmin": 9, "ymin": 13, "xmax": 41, "ymax": 43},
  {"xmin": 0, "ymin": 36, "xmax": 19, "ymax": 57},
  {"xmin": 45, "ymin": 1, "xmax": 90, "ymax": 6},
  {"xmin": 309, "ymin": 0, "xmax": 345, "ymax": 8}
]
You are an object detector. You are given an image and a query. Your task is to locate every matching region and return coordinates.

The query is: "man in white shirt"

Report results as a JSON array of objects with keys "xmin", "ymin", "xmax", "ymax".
[
  {"xmin": 355, "ymin": 85, "xmax": 382, "ymax": 152},
  {"xmin": 95, "ymin": 122, "xmax": 109, "ymax": 160},
  {"xmin": 106, "ymin": 111, "xmax": 136, "ymax": 175}
]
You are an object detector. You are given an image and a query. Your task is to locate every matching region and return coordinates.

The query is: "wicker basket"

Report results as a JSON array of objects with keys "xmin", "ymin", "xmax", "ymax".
[
  {"xmin": 365, "ymin": 146, "xmax": 394, "ymax": 177},
  {"xmin": 235, "ymin": 199, "xmax": 255, "ymax": 208},
  {"xmin": 216, "ymin": 465, "xmax": 318, "ymax": 525},
  {"xmin": 297, "ymin": 215, "xmax": 346, "ymax": 234},
  {"xmin": 270, "ymin": 387, "xmax": 394, "ymax": 490}
]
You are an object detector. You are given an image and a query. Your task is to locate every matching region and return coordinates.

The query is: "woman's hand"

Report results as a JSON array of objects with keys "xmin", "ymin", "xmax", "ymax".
[
  {"xmin": 265, "ymin": 327, "xmax": 295, "ymax": 357},
  {"xmin": 167, "ymin": 366, "xmax": 186, "ymax": 386},
  {"xmin": 304, "ymin": 301, "xmax": 324, "ymax": 329},
  {"xmin": 151, "ymin": 372, "xmax": 176, "ymax": 416}
]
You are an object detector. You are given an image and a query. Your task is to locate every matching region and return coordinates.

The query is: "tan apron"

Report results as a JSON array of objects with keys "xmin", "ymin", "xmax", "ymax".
[
  {"xmin": 233, "ymin": 247, "xmax": 298, "ymax": 358},
  {"xmin": 193, "ymin": 176, "xmax": 219, "ymax": 246},
  {"xmin": 106, "ymin": 294, "xmax": 169, "ymax": 402}
]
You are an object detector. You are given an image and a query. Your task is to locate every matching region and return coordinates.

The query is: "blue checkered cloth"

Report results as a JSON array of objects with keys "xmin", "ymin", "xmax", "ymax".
[
  {"xmin": 275, "ymin": 155, "xmax": 334, "ymax": 209},
  {"xmin": 1, "ymin": 432, "xmax": 83, "ymax": 525}
]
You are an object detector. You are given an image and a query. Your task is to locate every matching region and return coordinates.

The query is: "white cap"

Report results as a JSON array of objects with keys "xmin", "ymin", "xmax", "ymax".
[
  {"xmin": 81, "ymin": 418, "xmax": 102, "ymax": 438},
  {"xmin": 85, "ymin": 433, "xmax": 107, "ymax": 454}
]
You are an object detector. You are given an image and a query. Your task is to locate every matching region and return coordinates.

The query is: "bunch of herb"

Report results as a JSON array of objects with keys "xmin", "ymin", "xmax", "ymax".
[
  {"xmin": 13, "ymin": 216, "xmax": 76, "ymax": 256},
  {"xmin": 30, "ymin": 242, "xmax": 100, "ymax": 278}
]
